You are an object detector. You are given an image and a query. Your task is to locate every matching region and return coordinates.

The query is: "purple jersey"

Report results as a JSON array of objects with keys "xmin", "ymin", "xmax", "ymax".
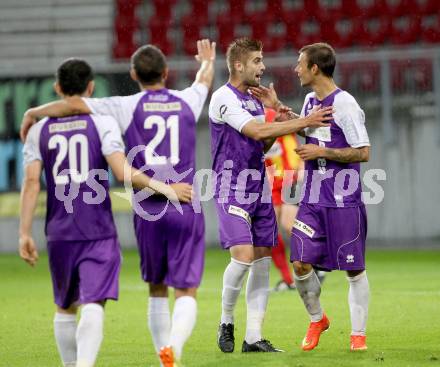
[
  {"xmin": 23, "ymin": 114, "xmax": 125, "ymax": 241},
  {"xmin": 84, "ymin": 83, "xmax": 208, "ymax": 213},
  {"xmin": 209, "ymin": 83, "xmax": 266, "ymax": 199},
  {"xmin": 300, "ymin": 89, "xmax": 370, "ymax": 207}
]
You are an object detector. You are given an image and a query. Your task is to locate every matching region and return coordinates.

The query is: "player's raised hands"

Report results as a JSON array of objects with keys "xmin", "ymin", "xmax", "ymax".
[
  {"xmin": 19, "ymin": 235, "xmax": 39, "ymax": 266},
  {"xmin": 167, "ymin": 183, "xmax": 193, "ymax": 203},
  {"xmin": 304, "ymin": 106, "xmax": 334, "ymax": 128},
  {"xmin": 249, "ymin": 83, "xmax": 286, "ymax": 111},
  {"xmin": 195, "ymin": 39, "xmax": 216, "ymax": 63},
  {"xmin": 194, "ymin": 39, "xmax": 216, "ymax": 88}
]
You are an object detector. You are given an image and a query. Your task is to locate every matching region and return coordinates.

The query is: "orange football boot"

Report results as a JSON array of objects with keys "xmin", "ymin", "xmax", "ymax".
[
  {"xmin": 350, "ymin": 335, "xmax": 367, "ymax": 351},
  {"xmin": 159, "ymin": 346, "xmax": 178, "ymax": 367},
  {"xmin": 301, "ymin": 314, "xmax": 330, "ymax": 351}
]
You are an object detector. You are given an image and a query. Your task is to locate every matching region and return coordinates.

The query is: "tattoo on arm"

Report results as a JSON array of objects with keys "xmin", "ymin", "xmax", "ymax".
[{"xmin": 324, "ymin": 147, "xmax": 368, "ymax": 163}]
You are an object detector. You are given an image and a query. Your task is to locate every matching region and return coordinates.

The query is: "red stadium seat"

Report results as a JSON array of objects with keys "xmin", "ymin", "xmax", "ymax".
[
  {"xmin": 152, "ymin": 0, "xmax": 176, "ymax": 21},
  {"xmin": 359, "ymin": 62, "xmax": 380, "ymax": 92},
  {"xmin": 267, "ymin": 0, "xmax": 284, "ymax": 19},
  {"xmin": 266, "ymin": 36, "xmax": 287, "ymax": 52},
  {"xmin": 420, "ymin": 11, "xmax": 440, "ymax": 43},
  {"xmin": 386, "ymin": 0, "xmax": 417, "ymax": 17},
  {"xmin": 413, "ymin": 59, "xmax": 433, "ymax": 91},
  {"xmin": 391, "ymin": 60, "xmax": 409, "ymax": 92},
  {"xmin": 391, "ymin": 59, "xmax": 432, "ymax": 92},
  {"xmin": 189, "ymin": 0, "xmax": 211, "ymax": 19},
  {"xmin": 318, "ymin": 0, "xmax": 345, "ymax": 20},
  {"xmin": 389, "ymin": 15, "xmax": 421, "ymax": 44},
  {"xmin": 339, "ymin": 62, "xmax": 380, "ymax": 92},
  {"xmin": 149, "ymin": 18, "xmax": 174, "ymax": 55},
  {"xmin": 228, "ymin": 0, "xmax": 247, "ymax": 21},
  {"xmin": 248, "ymin": 11, "xmax": 270, "ymax": 40},
  {"xmin": 356, "ymin": 0, "xmax": 387, "ymax": 18},
  {"xmin": 216, "ymin": 15, "xmax": 236, "ymax": 52},
  {"xmin": 358, "ymin": 15, "xmax": 392, "ymax": 46},
  {"xmin": 341, "ymin": 0, "xmax": 362, "ymax": 17},
  {"xmin": 318, "ymin": 14, "xmax": 342, "ymax": 47},
  {"xmin": 333, "ymin": 17, "xmax": 359, "ymax": 48},
  {"xmin": 282, "ymin": 7, "xmax": 307, "ymax": 29},
  {"xmin": 246, "ymin": 0, "xmax": 278, "ymax": 24},
  {"xmin": 417, "ymin": 0, "xmax": 439, "ymax": 15},
  {"xmin": 296, "ymin": 17, "xmax": 323, "ymax": 47},
  {"xmin": 284, "ymin": 14, "xmax": 305, "ymax": 50},
  {"xmin": 303, "ymin": 0, "xmax": 320, "ymax": 18},
  {"xmin": 181, "ymin": 15, "xmax": 202, "ymax": 55},
  {"xmin": 113, "ymin": 42, "xmax": 138, "ymax": 59},
  {"xmin": 115, "ymin": 0, "xmax": 141, "ymax": 15},
  {"xmin": 255, "ymin": 32, "xmax": 286, "ymax": 53},
  {"xmin": 113, "ymin": 1, "xmax": 140, "ymax": 59},
  {"xmin": 113, "ymin": 0, "xmax": 433, "ymax": 59}
]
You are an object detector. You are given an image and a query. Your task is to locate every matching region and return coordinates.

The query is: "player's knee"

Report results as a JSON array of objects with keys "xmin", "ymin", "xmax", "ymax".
[
  {"xmin": 175, "ymin": 287, "xmax": 197, "ymax": 298},
  {"xmin": 149, "ymin": 283, "xmax": 168, "ymax": 297},
  {"xmin": 292, "ymin": 261, "xmax": 312, "ymax": 276},
  {"xmin": 347, "ymin": 269, "xmax": 365, "ymax": 278},
  {"xmin": 230, "ymin": 246, "xmax": 254, "ymax": 263},
  {"xmin": 57, "ymin": 304, "xmax": 77, "ymax": 315},
  {"xmin": 253, "ymin": 246, "xmax": 272, "ymax": 260},
  {"xmin": 233, "ymin": 254, "xmax": 254, "ymax": 264}
]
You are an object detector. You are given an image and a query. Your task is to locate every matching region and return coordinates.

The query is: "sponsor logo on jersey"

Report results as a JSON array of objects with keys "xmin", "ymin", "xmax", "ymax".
[
  {"xmin": 49, "ymin": 120, "xmax": 87, "ymax": 133},
  {"xmin": 228, "ymin": 205, "xmax": 251, "ymax": 224},
  {"xmin": 293, "ymin": 219, "xmax": 315, "ymax": 238},
  {"xmin": 245, "ymin": 100, "xmax": 257, "ymax": 111},
  {"xmin": 143, "ymin": 102, "xmax": 182, "ymax": 112},
  {"xmin": 148, "ymin": 94, "xmax": 168, "ymax": 102},
  {"xmin": 219, "ymin": 104, "xmax": 227, "ymax": 118},
  {"xmin": 305, "ymin": 126, "xmax": 331, "ymax": 142}
]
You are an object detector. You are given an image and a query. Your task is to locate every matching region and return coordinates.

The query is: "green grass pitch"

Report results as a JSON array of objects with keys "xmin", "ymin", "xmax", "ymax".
[{"xmin": 1, "ymin": 248, "xmax": 439, "ymax": 367}]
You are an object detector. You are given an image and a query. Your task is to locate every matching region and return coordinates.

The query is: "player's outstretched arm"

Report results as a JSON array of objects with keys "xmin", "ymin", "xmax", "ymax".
[
  {"xmin": 20, "ymin": 97, "xmax": 90, "ymax": 141},
  {"xmin": 19, "ymin": 160, "xmax": 42, "ymax": 266},
  {"xmin": 296, "ymin": 145, "xmax": 370, "ymax": 163},
  {"xmin": 242, "ymin": 106, "xmax": 333, "ymax": 141},
  {"xmin": 106, "ymin": 152, "xmax": 193, "ymax": 203},
  {"xmin": 194, "ymin": 39, "xmax": 216, "ymax": 88}
]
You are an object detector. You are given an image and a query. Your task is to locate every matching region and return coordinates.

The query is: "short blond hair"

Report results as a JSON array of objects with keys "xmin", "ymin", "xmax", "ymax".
[{"xmin": 226, "ymin": 37, "xmax": 263, "ymax": 74}]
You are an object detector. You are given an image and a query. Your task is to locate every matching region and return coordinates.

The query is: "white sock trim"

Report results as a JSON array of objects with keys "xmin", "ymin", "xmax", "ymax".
[
  {"xmin": 231, "ymin": 257, "xmax": 252, "ymax": 267},
  {"xmin": 54, "ymin": 313, "xmax": 77, "ymax": 322},
  {"xmin": 294, "ymin": 270, "xmax": 314, "ymax": 281},
  {"xmin": 82, "ymin": 303, "xmax": 104, "ymax": 314},
  {"xmin": 347, "ymin": 270, "xmax": 367, "ymax": 282},
  {"xmin": 252, "ymin": 256, "xmax": 272, "ymax": 264},
  {"xmin": 148, "ymin": 297, "xmax": 169, "ymax": 310}
]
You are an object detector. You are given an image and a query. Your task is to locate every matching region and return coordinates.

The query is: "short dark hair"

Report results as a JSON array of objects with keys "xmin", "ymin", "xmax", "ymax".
[
  {"xmin": 131, "ymin": 45, "xmax": 167, "ymax": 85},
  {"xmin": 56, "ymin": 58, "xmax": 94, "ymax": 96},
  {"xmin": 299, "ymin": 43, "xmax": 336, "ymax": 78},
  {"xmin": 226, "ymin": 37, "xmax": 263, "ymax": 74}
]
